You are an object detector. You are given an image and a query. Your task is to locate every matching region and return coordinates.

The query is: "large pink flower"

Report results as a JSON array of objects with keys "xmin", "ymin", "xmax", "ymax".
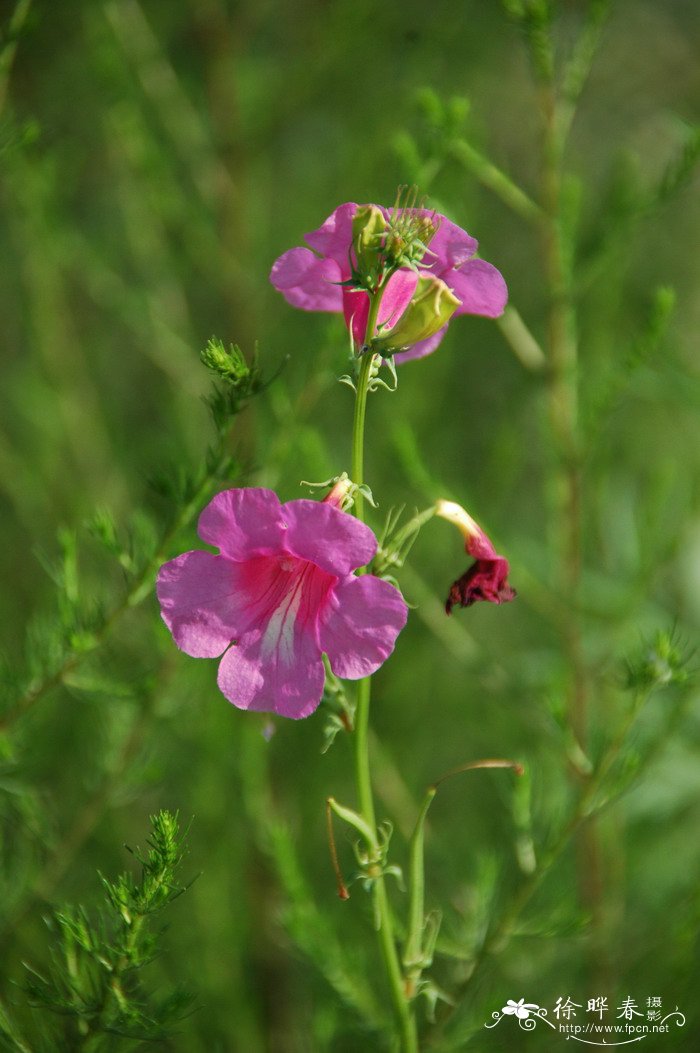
[
  {"xmin": 270, "ymin": 201, "xmax": 507, "ymax": 362},
  {"xmin": 157, "ymin": 488, "xmax": 408, "ymax": 719}
]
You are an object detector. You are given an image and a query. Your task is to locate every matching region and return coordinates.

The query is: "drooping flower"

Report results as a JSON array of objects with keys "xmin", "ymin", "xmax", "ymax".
[
  {"xmin": 157, "ymin": 487, "xmax": 408, "ymax": 719},
  {"xmin": 270, "ymin": 198, "xmax": 507, "ymax": 361},
  {"xmin": 435, "ymin": 499, "xmax": 516, "ymax": 612}
]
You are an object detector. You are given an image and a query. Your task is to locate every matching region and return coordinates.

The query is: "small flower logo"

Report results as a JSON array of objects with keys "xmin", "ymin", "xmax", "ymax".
[{"xmin": 502, "ymin": 998, "xmax": 540, "ymax": 1019}]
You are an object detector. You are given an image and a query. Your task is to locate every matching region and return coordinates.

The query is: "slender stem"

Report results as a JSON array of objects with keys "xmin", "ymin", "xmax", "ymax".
[
  {"xmin": 0, "ymin": 0, "xmax": 33, "ymax": 115},
  {"xmin": 353, "ymin": 675, "xmax": 376, "ymax": 834},
  {"xmin": 351, "ymin": 350, "xmax": 375, "ymax": 526},
  {"xmin": 349, "ymin": 296, "xmax": 418, "ymax": 1053},
  {"xmin": 427, "ymin": 688, "xmax": 653, "ymax": 1048},
  {"xmin": 448, "ymin": 138, "xmax": 543, "ymax": 224},
  {"xmin": 541, "ymin": 96, "xmax": 587, "ymax": 733},
  {"xmin": 538, "ymin": 41, "xmax": 607, "ymax": 979}
]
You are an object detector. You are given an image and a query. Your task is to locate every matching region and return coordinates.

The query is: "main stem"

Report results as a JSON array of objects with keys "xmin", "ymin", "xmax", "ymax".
[
  {"xmin": 539, "ymin": 76, "xmax": 606, "ymax": 972},
  {"xmin": 539, "ymin": 85, "xmax": 585, "ymax": 747},
  {"xmin": 350, "ymin": 300, "xmax": 418, "ymax": 1053}
]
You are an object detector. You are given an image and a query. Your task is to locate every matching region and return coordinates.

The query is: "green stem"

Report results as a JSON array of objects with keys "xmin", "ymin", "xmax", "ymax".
[
  {"xmin": 448, "ymin": 138, "xmax": 543, "ymax": 225},
  {"xmin": 0, "ymin": 0, "xmax": 33, "ymax": 115},
  {"xmin": 351, "ymin": 350, "xmax": 375, "ymax": 527},
  {"xmin": 428, "ymin": 688, "xmax": 653, "ymax": 1047},
  {"xmin": 353, "ymin": 675, "xmax": 376, "ymax": 837},
  {"xmin": 350, "ymin": 296, "xmax": 418, "ymax": 1053},
  {"xmin": 537, "ymin": 31, "xmax": 608, "ymax": 986}
]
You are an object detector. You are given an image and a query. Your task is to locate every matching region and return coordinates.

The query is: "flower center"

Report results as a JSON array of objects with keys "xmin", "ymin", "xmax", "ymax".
[
  {"xmin": 252, "ymin": 556, "xmax": 336, "ymax": 665},
  {"xmin": 384, "ymin": 185, "xmax": 438, "ymax": 270}
]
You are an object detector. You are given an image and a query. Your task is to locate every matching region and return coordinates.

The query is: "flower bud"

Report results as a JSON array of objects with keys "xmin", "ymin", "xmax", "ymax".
[
  {"xmin": 200, "ymin": 338, "xmax": 252, "ymax": 386},
  {"xmin": 352, "ymin": 204, "xmax": 388, "ymax": 281},
  {"xmin": 383, "ymin": 185, "xmax": 439, "ymax": 270},
  {"xmin": 372, "ymin": 275, "xmax": 460, "ymax": 353},
  {"xmin": 323, "ymin": 475, "xmax": 353, "ymax": 510}
]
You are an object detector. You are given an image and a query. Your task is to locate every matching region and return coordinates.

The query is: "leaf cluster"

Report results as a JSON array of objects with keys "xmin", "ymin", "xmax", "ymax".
[{"xmin": 0, "ymin": 812, "xmax": 193, "ymax": 1053}]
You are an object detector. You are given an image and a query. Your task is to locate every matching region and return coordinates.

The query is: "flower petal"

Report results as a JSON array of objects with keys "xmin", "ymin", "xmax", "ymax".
[
  {"xmin": 466, "ymin": 528, "xmax": 498, "ymax": 562},
  {"xmin": 281, "ymin": 499, "xmax": 377, "ymax": 576},
  {"xmin": 342, "ymin": 286, "xmax": 370, "ymax": 344},
  {"xmin": 445, "ymin": 556, "xmax": 516, "ymax": 611},
  {"xmin": 270, "ymin": 248, "xmax": 344, "ymax": 312},
  {"xmin": 216, "ymin": 619, "xmax": 325, "ymax": 720},
  {"xmin": 393, "ymin": 325, "xmax": 449, "ymax": 364},
  {"xmin": 447, "ymin": 259, "xmax": 508, "ymax": 318},
  {"xmin": 197, "ymin": 488, "xmax": 286, "ymax": 560},
  {"xmin": 319, "ymin": 575, "xmax": 408, "ymax": 679},
  {"xmin": 426, "ymin": 212, "xmax": 478, "ymax": 269},
  {"xmin": 378, "ymin": 269, "xmax": 419, "ymax": 328},
  {"xmin": 342, "ymin": 268, "xmax": 418, "ymax": 345},
  {"xmin": 304, "ymin": 202, "xmax": 358, "ymax": 265},
  {"xmin": 157, "ymin": 551, "xmax": 244, "ymax": 658}
]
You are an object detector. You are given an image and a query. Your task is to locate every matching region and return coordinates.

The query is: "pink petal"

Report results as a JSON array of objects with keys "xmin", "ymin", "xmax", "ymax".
[
  {"xmin": 424, "ymin": 211, "xmax": 478, "ymax": 269},
  {"xmin": 447, "ymin": 259, "xmax": 508, "ymax": 318},
  {"xmin": 319, "ymin": 575, "xmax": 408, "ymax": 679},
  {"xmin": 304, "ymin": 202, "xmax": 358, "ymax": 265},
  {"xmin": 157, "ymin": 551, "xmax": 246, "ymax": 658},
  {"xmin": 445, "ymin": 556, "xmax": 516, "ymax": 611},
  {"xmin": 377, "ymin": 269, "xmax": 419, "ymax": 328},
  {"xmin": 467, "ymin": 528, "xmax": 498, "ymax": 561},
  {"xmin": 198, "ymin": 489, "xmax": 285, "ymax": 561},
  {"xmin": 393, "ymin": 325, "xmax": 449, "ymax": 364},
  {"xmin": 216, "ymin": 617, "xmax": 325, "ymax": 720},
  {"xmin": 269, "ymin": 248, "xmax": 344, "ymax": 312},
  {"xmin": 281, "ymin": 499, "xmax": 377, "ymax": 576},
  {"xmin": 342, "ymin": 268, "xmax": 418, "ymax": 345},
  {"xmin": 342, "ymin": 286, "xmax": 370, "ymax": 344}
]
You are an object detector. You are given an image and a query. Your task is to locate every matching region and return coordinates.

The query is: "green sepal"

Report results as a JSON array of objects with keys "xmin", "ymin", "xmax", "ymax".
[{"xmin": 371, "ymin": 275, "xmax": 459, "ymax": 353}]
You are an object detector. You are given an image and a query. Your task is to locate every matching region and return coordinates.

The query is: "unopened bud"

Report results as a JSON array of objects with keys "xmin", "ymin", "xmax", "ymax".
[
  {"xmin": 323, "ymin": 475, "xmax": 354, "ymax": 510},
  {"xmin": 352, "ymin": 204, "xmax": 388, "ymax": 281},
  {"xmin": 372, "ymin": 276, "xmax": 460, "ymax": 353},
  {"xmin": 383, "ymin": 185, "xmax": 439, "ymax": 270},
  {"xmin": 201, "ymin": 338, "xmax": 253, "ymax": 386}
]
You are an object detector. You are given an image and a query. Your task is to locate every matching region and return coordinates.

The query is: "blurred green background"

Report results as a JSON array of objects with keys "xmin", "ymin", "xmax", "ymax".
[{"xmin": 1, "ymin": 1, "xmax": 700, "ymax": 1050}]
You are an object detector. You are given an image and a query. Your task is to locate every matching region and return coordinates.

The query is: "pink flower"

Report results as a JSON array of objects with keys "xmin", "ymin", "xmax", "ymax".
[
  {"xmin": 270, "ymin": 201, "xmax": 507, "ymax": 362},
  {"xmin": 157, "ymin": 488, "xmax": 408, "ymax": 719},
  {"xmin": 435, "ymin": 500, "xmax": 516, "ymax": 612}
]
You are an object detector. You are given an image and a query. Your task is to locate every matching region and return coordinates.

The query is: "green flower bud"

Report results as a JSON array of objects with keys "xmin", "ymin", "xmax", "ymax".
[
  {"xmin": 201, "ymin": 338, "xmax": 252, "ymax": 385},
  {"xmin": 372, "ymin": 275, "xmax": 460, "ymax": 353},
  {"xmin": 383, "ymin": 184, "xmax": 438, "ymax": 270},
  {"xmin": 352, "ymin": 204, "xmax": 388, "ymax": 281}
]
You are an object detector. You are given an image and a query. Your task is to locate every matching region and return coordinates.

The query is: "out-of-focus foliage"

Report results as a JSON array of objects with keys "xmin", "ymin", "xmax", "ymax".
[
  {"xmin": 0, "ymin": 811, "xmax": 193, "ymax": 1052},
  {"xmin": 1, "ymin": 1, "xmax": 699, "ymax": 1050}
]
